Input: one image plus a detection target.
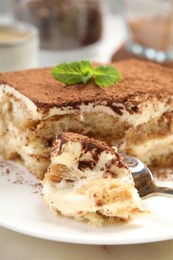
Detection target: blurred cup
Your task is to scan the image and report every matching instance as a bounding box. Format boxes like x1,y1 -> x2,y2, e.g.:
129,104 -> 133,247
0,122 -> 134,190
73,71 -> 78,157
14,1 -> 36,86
13,0 -> 105,66
0,21 -> 39,72
119,0 -> 173,63
13,0 -> 104,51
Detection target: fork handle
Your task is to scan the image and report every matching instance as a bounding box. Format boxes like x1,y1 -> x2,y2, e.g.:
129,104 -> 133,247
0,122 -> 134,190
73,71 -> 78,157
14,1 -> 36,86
153,186 -> 173,197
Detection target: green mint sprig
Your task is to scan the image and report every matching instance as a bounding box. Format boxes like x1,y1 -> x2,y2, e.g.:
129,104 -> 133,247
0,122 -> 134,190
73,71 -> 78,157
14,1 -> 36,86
51,60 -> 121,87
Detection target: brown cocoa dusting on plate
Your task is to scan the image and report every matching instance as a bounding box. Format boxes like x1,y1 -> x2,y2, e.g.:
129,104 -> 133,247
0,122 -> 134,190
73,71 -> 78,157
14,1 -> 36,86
0,156 -> 42,194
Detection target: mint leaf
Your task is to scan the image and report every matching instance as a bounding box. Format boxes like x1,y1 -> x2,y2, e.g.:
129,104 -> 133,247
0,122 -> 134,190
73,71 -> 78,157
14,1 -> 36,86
52,60 -> 122,87
52,62 -> 82,85
80,60 -> 93,84
93,65 -> 121,87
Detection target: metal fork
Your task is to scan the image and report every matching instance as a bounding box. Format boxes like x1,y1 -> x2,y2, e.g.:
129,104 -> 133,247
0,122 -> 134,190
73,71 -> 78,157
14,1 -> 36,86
122,153 -> 173,198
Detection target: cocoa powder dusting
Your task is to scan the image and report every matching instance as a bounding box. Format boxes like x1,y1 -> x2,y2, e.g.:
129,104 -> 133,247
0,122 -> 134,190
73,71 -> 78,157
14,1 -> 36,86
0,156 -> 42,194
1,59 -> 173,112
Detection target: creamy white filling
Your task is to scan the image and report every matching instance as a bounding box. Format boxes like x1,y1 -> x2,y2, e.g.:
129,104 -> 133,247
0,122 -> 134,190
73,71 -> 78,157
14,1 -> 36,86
43,181 -> 98,215
0,84 -> 39,120
127,135 -> 173,164
43,178 -> 141,218
1,84 -> 172,126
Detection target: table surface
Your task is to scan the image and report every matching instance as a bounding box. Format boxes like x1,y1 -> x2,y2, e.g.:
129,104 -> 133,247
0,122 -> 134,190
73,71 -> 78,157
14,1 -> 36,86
1,226 -> 173,260
1,15 -> 173,260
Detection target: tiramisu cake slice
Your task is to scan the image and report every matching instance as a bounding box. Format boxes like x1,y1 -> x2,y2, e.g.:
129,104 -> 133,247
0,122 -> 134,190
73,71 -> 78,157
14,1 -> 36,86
42,132 -> 144,225
0,59 -> 173,179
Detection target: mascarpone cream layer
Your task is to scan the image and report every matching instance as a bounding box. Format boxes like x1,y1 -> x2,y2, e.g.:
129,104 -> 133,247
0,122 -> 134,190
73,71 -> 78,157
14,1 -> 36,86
127,135 -> 173,165
1,84 -> 172,127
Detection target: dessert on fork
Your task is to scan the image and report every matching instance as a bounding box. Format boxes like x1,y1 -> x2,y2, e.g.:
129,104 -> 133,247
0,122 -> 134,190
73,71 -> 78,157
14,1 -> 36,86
42,132 -> 144,226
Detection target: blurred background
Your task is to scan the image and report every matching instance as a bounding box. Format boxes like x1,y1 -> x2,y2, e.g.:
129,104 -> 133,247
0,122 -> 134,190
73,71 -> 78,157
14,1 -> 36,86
0,0 -> 123,71
0,0 -> 173,71
0,0 -> 118,14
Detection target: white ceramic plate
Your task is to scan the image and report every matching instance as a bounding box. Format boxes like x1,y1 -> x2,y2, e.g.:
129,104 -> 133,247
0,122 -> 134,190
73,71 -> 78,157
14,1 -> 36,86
0,156 -> 173,245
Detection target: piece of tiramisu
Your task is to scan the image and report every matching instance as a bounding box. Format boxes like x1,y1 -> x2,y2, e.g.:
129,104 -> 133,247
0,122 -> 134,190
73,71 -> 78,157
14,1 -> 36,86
42,132 -> 144,226
0,59 -> 173,179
